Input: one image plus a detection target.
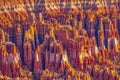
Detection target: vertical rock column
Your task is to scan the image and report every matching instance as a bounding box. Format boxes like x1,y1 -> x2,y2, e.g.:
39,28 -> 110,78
23,42 -> 33,70
86,13 -> 97,38
16,25 -> 23,61
33,46 -> 42,73
103,18 -> 112,48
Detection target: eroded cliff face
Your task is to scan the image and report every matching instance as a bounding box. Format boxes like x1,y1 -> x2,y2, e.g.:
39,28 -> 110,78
0,0 -> 120,80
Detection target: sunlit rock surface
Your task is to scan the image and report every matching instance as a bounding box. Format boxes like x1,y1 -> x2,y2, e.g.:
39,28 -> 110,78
0,0 -> 120,80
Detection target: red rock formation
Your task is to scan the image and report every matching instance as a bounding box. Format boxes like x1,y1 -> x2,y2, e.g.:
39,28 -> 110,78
33,46 -> 42,74
23,42 -> 33,70
45,40 -> 64,71
0,0 -> 120,79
